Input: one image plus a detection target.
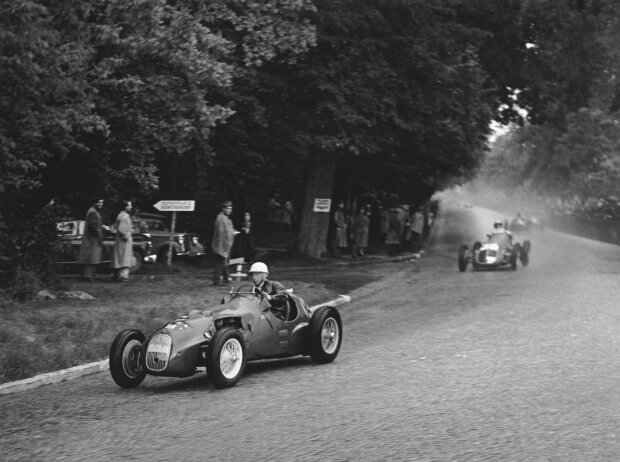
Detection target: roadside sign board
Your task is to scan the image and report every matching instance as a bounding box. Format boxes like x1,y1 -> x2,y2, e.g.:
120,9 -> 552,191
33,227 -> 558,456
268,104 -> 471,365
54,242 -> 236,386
153,200 -> 195,212
313,198 -> 332,213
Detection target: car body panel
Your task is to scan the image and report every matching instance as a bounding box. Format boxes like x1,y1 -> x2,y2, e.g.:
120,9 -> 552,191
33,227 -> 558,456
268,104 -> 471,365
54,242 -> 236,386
143,283 -> 315,378
471,233 -> 514,269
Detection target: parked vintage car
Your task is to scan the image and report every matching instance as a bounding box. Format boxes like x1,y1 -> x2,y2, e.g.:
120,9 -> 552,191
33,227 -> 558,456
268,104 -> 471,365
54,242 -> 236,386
137,214 -> 205,263
54,220 -> 152,273
109,283 -> 343,389
458,232 -> 531,272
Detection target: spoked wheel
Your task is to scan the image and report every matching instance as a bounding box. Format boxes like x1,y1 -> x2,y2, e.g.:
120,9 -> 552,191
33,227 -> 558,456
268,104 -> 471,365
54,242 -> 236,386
510,243 -> 521,270
206,328 -> 246,389
109,329 -> 146,388
310,306 -> 342,364
458,245 -> 469,272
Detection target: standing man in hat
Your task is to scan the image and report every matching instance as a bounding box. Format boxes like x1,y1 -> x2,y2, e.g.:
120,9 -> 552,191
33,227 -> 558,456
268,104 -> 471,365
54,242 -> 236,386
211,201 -> 239,285
78,198 -> 107,281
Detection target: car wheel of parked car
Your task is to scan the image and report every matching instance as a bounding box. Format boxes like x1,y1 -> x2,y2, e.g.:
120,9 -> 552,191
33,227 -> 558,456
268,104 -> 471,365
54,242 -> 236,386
510,243 -> 521,270
309,306 -> 342,364
458,245 -> 469,272
156,246 -> 177,264
130,251 -> 143,273
109,329 -> 146,388
206,328 -> 246,388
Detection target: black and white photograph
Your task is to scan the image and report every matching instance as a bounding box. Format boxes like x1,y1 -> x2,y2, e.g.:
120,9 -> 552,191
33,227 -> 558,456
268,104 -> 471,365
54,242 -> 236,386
2,1 -> 620,460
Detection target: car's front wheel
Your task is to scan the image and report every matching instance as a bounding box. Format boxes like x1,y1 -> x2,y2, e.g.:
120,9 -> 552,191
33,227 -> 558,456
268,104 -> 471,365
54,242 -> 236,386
309,306 -> 342,364
206,328 -> 246,388
458,245 -> 469,272
109,329 -> 146,388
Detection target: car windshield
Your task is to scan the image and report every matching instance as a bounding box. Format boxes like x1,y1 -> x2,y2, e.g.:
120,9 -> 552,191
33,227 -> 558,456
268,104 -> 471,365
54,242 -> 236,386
488,233 -> 510,246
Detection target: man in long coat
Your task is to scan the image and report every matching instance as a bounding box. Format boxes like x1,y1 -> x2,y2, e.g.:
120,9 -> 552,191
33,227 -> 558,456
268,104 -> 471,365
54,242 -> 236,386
331,201 -> 348,256
211,201 -> 238,285
352,206 -> 370,256
78,198 -> 105,281
111,200 -> 134,282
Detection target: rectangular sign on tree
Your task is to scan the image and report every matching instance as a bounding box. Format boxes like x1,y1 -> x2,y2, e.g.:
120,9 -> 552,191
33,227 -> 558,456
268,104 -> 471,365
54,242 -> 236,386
153,200 -> 195,212
313,198 -> 332,213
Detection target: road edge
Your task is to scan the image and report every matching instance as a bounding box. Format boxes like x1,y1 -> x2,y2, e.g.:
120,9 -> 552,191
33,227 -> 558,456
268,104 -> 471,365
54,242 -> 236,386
0,294 -> 352,395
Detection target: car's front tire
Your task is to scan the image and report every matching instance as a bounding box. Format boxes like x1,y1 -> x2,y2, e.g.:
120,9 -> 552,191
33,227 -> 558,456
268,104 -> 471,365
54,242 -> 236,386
109,329 -> 146,388
309,306 -> 342,364
206,328 -> 246,388
458,245 -> 469,272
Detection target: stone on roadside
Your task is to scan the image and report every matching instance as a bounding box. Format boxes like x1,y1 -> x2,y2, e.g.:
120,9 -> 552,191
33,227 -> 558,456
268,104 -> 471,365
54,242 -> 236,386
36,289 -> 57,300
60,291 -> 96,300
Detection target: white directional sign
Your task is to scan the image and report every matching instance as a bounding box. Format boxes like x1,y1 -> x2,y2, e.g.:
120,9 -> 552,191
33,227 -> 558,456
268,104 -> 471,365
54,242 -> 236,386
313,198 -> 332,213
153,200 -> 195,212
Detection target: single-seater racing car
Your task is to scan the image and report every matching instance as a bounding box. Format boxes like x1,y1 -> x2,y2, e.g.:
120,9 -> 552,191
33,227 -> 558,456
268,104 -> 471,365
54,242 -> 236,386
109,283 -> 343,389
458,231 -> 531,272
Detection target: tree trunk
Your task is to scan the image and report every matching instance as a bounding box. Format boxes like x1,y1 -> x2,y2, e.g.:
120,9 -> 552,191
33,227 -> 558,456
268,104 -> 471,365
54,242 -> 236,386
297,151 -> 338,258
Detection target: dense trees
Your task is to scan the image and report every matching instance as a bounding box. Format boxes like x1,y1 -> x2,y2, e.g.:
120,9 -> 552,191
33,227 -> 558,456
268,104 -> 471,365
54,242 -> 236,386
5,0 -> 616,283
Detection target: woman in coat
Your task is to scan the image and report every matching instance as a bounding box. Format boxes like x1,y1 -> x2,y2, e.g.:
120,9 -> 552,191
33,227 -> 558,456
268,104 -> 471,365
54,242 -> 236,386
111,200 -> 134,281
78,199 -> 105,281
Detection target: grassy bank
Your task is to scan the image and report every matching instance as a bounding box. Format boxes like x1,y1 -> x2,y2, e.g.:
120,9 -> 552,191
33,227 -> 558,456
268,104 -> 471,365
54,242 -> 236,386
0,269 -> 337,384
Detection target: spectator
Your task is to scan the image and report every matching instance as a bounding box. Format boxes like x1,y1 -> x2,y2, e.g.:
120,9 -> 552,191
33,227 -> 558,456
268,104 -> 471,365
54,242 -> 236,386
385,207 -> 403,256
268,194 -> 282,225
131,207 -> 149,233
239,212 -> 255,262
331,201 -> 348,256
78,198 -> 107,281
111,200 -> 134,282
281,200 -> 294,230
211,201 -> 239,285
352,206 -> 370,256
379,204 -> 389,241
410,206 -> 425,252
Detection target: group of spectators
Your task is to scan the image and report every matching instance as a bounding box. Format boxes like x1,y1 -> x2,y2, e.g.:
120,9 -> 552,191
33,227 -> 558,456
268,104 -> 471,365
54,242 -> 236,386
79,198 -> 135,282
330,199 -> 435,257
268,194 -> 295,230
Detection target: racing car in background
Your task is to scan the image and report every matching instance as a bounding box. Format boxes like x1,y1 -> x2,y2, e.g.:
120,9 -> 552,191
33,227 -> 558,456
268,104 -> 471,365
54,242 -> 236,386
109,283 -> 342,389
458,232 -> 531,272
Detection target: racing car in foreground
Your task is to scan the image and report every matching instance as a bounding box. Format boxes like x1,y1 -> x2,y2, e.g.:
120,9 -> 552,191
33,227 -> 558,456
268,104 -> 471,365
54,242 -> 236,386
458,233 -> 531,272
109,283 -> 342,389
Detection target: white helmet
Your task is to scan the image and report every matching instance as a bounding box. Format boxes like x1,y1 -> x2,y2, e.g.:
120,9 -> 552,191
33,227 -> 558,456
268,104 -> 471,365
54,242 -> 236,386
249,262 -> 269,273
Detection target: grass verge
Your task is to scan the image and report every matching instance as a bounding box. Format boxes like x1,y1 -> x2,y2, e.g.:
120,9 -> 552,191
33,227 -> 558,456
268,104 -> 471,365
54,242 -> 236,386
0,270 -> 337,384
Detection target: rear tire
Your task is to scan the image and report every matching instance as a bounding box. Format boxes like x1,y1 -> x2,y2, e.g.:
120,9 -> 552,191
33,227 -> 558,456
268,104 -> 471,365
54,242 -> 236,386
206,328 -> 246,388
510,243 -> 521,270
109,329 -> 146,388
458,245 -> 469,272
309,306 -> 342,364
520,240 -> 530,266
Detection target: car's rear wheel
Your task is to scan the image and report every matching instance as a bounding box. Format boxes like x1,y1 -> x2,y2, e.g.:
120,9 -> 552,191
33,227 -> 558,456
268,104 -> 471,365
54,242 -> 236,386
206,328 -> 246,388
458,245 -> 469,272
109,329 -> 146,388
520,240 -> 530,266
309,306 -> 342,364
510,243 -> 521,270
130,251 -> 143,273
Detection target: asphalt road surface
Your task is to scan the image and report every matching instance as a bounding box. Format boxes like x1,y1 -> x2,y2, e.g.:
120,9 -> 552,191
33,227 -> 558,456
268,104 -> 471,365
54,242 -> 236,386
2,202 -> 620,461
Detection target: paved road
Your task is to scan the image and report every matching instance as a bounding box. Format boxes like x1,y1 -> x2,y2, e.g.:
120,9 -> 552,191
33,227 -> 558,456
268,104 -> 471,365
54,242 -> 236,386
2,202 -> 620,461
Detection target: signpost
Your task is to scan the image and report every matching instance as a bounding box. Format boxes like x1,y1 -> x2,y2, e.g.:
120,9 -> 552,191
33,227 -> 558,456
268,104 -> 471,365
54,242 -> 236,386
153,200 -> 196,266
313,198 -> 332,213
